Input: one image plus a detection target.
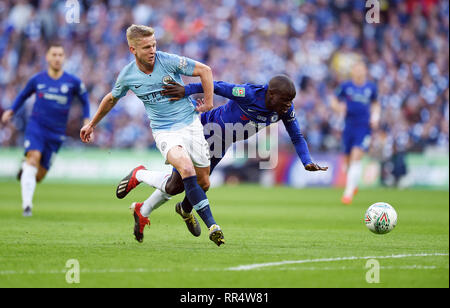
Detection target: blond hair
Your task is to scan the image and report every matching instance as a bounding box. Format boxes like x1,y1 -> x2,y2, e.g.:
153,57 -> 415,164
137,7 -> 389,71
126,24 -> 155,47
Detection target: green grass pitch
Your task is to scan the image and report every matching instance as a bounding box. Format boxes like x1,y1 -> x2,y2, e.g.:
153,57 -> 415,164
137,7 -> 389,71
0,181 -> 448,288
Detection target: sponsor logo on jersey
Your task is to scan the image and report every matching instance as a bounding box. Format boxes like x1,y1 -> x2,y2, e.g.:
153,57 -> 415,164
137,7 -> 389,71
240,114 -> 249,121
43,93 -> 68,105
178,57 -> 188,70
232,87 -> 245,97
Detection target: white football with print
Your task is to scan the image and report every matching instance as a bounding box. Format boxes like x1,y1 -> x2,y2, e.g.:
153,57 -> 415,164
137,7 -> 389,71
364,202 -> 398,234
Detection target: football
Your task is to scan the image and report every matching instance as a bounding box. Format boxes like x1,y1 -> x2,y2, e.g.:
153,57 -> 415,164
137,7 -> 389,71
364,202 -> 398,234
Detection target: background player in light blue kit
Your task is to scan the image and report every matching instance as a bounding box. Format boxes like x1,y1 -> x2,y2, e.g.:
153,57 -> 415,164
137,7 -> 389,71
119,75 -> 328,236
80,25 -> 224,246
331,61 -> 381,205
1,43 -> 90,217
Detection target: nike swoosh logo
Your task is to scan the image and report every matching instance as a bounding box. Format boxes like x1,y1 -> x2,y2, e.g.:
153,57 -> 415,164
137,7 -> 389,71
135,85 -> 142,88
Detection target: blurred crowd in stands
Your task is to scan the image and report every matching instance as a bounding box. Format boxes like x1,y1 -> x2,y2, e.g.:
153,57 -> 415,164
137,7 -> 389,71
1,0 -> 448,168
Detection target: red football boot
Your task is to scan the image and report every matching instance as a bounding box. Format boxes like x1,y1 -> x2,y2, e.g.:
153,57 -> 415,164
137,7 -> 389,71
116,165 -> 146,199
130,202 -> 150,243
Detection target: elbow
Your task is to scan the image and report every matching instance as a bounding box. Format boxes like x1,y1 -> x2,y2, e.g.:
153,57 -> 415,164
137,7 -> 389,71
199,65 -> 212,77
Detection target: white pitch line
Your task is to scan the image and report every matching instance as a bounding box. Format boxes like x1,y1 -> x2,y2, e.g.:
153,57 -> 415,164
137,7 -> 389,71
227,253 -> 449,271
0,253 -> 447,276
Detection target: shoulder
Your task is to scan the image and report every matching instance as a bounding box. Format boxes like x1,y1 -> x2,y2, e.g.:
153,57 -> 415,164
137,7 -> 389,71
157,50 -> 193,69
156,50 -> 179,63
63,72 -> 82,84
29,71 -> 47,84
237,83 -> 263,98
367,81 -> 377,90
117,61 -> 137,81
281,104 -> 297,122
340,81 -> 351,88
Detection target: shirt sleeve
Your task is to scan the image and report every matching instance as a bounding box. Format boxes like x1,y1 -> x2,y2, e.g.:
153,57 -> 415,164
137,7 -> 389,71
335,82 -> 346,101
111,69 -> 129,99
11,76 -> 36,113
370,83 -> 378,102
75,80 -> 90,119
163,52 -> 196,76
184,81 -> 252,103
281,106 -> 313,166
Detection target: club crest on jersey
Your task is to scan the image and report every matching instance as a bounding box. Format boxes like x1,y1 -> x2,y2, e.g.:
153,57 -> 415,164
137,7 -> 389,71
162,75 -> 174,85
60,84 -> 69,94
271,114 -> 279,123
232,87 -> 245,97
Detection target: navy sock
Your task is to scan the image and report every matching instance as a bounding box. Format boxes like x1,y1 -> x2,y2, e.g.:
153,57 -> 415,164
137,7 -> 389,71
181,196 -> 193,213
182,176 -> 216,228
196,206 -> 216,228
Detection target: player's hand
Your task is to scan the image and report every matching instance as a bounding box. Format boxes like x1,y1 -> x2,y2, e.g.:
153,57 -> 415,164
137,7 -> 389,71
161,81 -> 185,101
370,118 -> 379,131
1,110 -> 14,124
80,123 -> 95,143
195,98 -> 213,113
305,163 -> 328,172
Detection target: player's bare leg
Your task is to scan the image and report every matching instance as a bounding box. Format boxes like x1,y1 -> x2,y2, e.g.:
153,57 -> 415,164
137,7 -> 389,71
342,147 -> 364,205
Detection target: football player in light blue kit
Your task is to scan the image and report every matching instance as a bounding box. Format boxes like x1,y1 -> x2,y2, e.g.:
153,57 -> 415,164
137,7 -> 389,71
1,43 -> 90,217
331,61 -> 381,205
80,25 -> 224,246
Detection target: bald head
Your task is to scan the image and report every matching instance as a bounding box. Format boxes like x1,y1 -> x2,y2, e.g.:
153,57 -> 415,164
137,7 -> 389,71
268,75 -> 296,100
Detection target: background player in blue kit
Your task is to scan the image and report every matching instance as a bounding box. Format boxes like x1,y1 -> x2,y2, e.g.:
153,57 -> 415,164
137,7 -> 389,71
331,62 -> 381,205
1,43 -> 90,217
118,75 -> 328,237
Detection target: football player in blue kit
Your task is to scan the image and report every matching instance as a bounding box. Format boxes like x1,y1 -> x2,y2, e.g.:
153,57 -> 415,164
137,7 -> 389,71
117,74 -> 328,238
1,43 -> 90,216
331,61 -> 381,205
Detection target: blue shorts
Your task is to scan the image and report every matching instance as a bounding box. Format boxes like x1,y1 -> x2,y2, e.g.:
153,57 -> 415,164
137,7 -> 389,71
342,126 -> 371,155
201,111 -> 229,173
24,120 -> 65,170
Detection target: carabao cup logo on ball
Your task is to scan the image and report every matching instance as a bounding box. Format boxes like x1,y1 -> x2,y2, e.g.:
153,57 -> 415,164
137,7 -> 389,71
364,202 -> 398,234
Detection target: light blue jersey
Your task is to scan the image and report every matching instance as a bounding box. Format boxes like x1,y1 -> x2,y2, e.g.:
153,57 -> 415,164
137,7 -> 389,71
112,51 -> 197,132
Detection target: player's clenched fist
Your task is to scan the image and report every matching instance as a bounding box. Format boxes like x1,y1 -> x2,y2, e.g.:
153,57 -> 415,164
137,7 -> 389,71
80,124 -> 94,143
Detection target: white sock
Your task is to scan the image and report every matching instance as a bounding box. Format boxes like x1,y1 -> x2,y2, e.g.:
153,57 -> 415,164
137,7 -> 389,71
21,162 -> 38,210
136,170 -> 171,193
343,160 -> 362,198
140,190 -> 171,217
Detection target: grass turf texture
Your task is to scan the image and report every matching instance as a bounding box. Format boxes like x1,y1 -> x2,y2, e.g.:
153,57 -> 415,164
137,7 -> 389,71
0,182 -> 448,288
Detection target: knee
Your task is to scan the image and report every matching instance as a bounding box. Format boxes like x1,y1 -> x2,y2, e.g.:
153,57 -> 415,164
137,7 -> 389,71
177,165 -> 196,178
198,178 -> 210,192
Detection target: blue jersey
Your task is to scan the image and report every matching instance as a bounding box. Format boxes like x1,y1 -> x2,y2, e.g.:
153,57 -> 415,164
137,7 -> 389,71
11,71 -> 90,135
112,51 -> 198,132
335,80 -> 378,128
185,81 -> 313,166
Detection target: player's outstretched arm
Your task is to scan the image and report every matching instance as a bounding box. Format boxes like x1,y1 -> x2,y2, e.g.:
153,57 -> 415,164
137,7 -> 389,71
80,92 -> 118,143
